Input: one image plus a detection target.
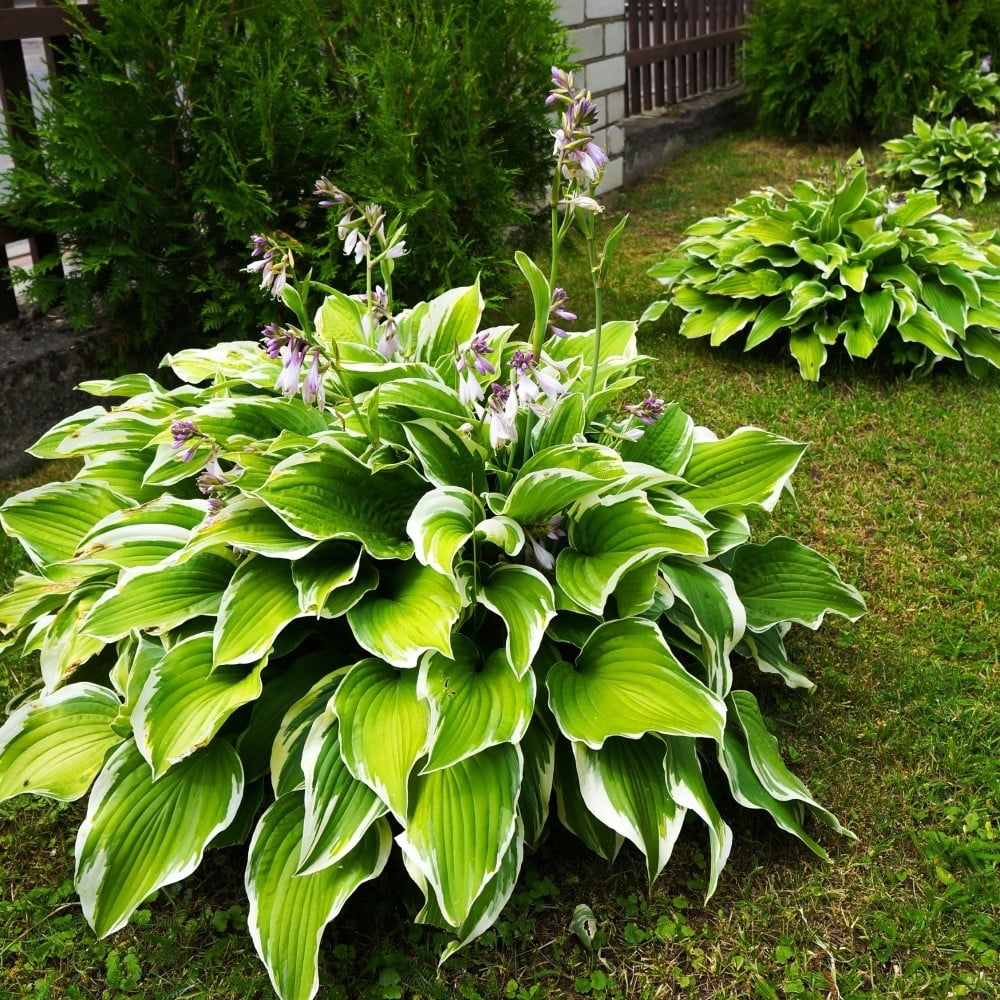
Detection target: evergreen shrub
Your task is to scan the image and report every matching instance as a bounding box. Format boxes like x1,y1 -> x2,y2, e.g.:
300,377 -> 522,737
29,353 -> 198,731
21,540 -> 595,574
740,0 -> 994,139
0,0 -> 566,359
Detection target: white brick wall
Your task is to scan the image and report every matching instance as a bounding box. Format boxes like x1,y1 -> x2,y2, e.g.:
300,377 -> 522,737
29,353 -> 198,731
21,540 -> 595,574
557,0 -> 627,193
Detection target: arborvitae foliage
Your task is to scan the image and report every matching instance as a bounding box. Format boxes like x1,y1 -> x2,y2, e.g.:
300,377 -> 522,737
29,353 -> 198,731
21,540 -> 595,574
740,0 -> 997,140
0,0 -> 566,361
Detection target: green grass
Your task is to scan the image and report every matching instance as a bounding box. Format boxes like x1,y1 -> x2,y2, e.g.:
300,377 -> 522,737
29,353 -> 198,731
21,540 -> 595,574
2,130 -> 999,1000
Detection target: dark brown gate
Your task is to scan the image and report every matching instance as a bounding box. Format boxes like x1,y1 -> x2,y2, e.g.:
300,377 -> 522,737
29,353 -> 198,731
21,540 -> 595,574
626,0 -> 750,115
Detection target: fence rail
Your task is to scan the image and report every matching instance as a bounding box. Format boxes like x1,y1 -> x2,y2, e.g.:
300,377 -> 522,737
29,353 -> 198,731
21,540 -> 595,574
0,0 -> 98,321
625,0 -> 749,115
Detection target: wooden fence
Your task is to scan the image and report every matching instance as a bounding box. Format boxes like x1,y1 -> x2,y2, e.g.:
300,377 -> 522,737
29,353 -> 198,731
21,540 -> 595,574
625,0 -> 750,115
0,0 -> 98,321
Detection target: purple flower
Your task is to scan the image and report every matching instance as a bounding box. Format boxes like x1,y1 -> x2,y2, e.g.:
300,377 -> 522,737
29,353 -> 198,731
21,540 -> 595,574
170,420 -> 203,462
981,54 -> 992,74
624,392 -> 666,426
261,323 -> 288,359
301,350 -> 325,408
485,382 -> 518,448
314,176 -> 348,207
275,338 -> 307,397
245,234 -> 294,299
376,320 -> 400,360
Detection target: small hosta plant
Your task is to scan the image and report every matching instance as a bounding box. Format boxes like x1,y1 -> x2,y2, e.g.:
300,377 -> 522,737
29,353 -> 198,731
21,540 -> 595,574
927,51 -> 1000,122
881,115 -> 1000,207
0,72 -> 865,1000
645,152 -> 1000,380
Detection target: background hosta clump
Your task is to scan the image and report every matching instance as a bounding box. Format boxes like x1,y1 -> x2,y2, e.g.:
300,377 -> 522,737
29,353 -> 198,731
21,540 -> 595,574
0,73 -> 865,1000
927,51 -> 1000,122
644,153 -> 1000,379
881,115 -> 1000,207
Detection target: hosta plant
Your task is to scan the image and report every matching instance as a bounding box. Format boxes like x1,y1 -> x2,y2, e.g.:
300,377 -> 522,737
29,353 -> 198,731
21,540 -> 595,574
881,115 -> 1000,207
927,51 -> 1000,122
644,153 -> 1000,379
0,71 -> 866,1000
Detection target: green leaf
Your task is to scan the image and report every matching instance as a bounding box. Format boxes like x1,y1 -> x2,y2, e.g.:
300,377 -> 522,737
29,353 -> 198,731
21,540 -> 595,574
556,492 -> 708,614
290,544 -> 369,617
728,690 -> 852,837
37,586 -> 110,691
82,553 -> 234,642
677,429 -> 807,513
788,330 -> 828,381
619,401 -> 694,475
0,573 -> 79,632
897,304 -> 961,359
474,515 -> 526,556
731,536 -> 866,631
314,287 -> 367,349
739,625 -> 815,690
213,556 -> 303,666
182,496 -> 321,561
0,683 -> 122,802
743,299 -> 789,350
546,619 -> 726,748
660,560 -> 746,697
77,498 -> 206,567
408,281 -> 484,366
553,737 -> 622,861
516,250 -> 552,349
407,487 -> 481,578
403,419 -> 488,493
346,561 -> 463,669
255,442 -> 426,559
398,744 -> 521,928
334,658 -> 429,818
418,639 -> 535,772
519,715 -> 555,848
247,793 -> 390,1000
76,740 -> 243,937
0,481 -> 126,568
132,633 -> 265,778
533,391 -> 587,453
298,711 -> 387,875
477,564 -> 555,676
573,735 -> 685,882
961,326 -> 1000,368
665,736 -> 732,898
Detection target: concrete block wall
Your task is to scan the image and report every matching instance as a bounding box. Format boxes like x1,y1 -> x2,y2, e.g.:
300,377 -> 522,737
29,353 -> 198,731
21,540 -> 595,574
554,0 -> 627,194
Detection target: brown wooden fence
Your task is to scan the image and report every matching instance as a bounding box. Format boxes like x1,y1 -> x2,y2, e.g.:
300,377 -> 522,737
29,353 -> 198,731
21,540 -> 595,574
626,0 -> 750,115
0,0 -> 99,321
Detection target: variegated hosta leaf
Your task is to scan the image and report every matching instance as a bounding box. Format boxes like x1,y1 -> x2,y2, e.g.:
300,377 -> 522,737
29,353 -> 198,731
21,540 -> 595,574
730,536 -> 866,631
254,443 -> 426,559
76,739 -> 243,937
0,572 -> 79,632
546,618 -> 726,748
407,281 -> 484,366
132,633 -> 266,778
81,553 -> 235,641
214,556 -> 303,666
298,709 -> 387,875
247,792 -> 391,1000
553,736 -> 623,862
659,560 -> 747,697
418,639 -> 535,772
27,405 -> 106,459
269,669 -> 346,796
717,729 -> 829,860
181,495 -> 322,561
473,515 -> 525,556
0,481 -> 126,568
519,714 -> 556,849
76,497 -> 206,567
346,561 -> 463,669
573,735 -> 685,883
556,492 -> 709,614
477,564 -> 555,676
728,690 -> 852,838
664,736 -> 733,899
403,817 -> 525,963
334,658 -> 430,819
402,419 -> 488,493
406,486 -> 482,577
620,401 -> 695,475
398,743 -> 522,929
676,429 -> 807,513
291,544 -> 370,617
0,683 -> 122,801
38,586 -> 109,692
738,625 -> 815,690
499,443 -> 628,524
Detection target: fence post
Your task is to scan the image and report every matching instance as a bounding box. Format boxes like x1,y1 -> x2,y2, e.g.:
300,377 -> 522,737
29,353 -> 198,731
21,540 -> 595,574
555,0 -> 627,194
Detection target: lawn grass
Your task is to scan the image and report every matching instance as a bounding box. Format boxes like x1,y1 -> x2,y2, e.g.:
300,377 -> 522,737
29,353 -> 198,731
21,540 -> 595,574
2,130 -> 998,1000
